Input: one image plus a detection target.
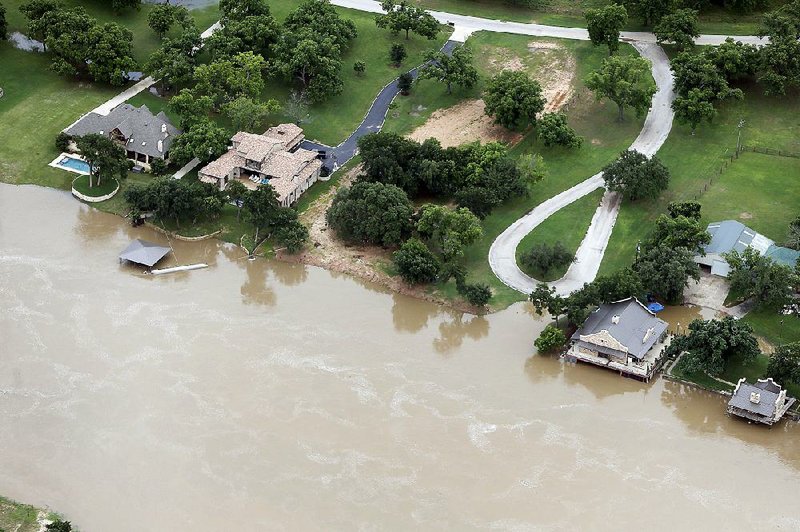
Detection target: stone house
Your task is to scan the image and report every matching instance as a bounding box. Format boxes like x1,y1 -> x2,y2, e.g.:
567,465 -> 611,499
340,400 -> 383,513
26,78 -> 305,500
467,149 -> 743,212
727,378 -> 796,425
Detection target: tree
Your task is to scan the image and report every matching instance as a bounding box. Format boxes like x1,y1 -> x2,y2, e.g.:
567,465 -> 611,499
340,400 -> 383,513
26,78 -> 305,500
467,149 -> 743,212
148,4 -> 180,38
786,216 -> 800,250
390,42 -> 407,66
705,38 -> 759,82
621,0 -> 675,26
220,0 -> 271,23
459,282 -> 492,306
644,213 -> 710,252
654,8 -> 699,51
45,520 -> 73,532
529,282 -> 567,325
757,19 -> 800,96
535,325 -> 567,353
20,0 -> 60,47
585,55 -> 656,121
270,207 -> 308,253
725,247 -> 797,309
194,51 -> 267,108
667,201 -> 701,220
418,45 -> 478,95
225,179 -> 249,221
634,245 -> 699,303
0,2 -> 7,40
85,23 -> 138,86
669,317 -> 760,376
145,30 -> 202,91
356,132 -> 423,195
149,157 -> 169,177
398,71 -> 413,94
242,184 -> 281,243
168,89 -> 214,130
483,70 -> 546,130
205,13 -> 279,60
353,60 -> 366,76
416,204 -> 482,262
393,238 -> 441,284
169,119 -> 230,166
111,0 -> 140,13
602,150 -> 670,201
326,181 -> 414,246
537,112 -> 583,148
520,241 -> 574,276
767,343 -> 800,384
55,132 -> 72,152
283,0 -> 357,50
75,134 -> 131,188
673,88 -> 717,134
375,0 -> 440,40
222,96 -> 280,132
284,90 -> 309,124
585,3 -> 628,55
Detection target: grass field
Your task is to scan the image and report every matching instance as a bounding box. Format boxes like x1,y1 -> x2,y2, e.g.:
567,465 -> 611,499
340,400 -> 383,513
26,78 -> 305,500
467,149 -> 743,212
410,0 -> 778,34
0,496 -> 59,532
515,189 -> 604,282
601,82 -> 800,276
385,33 -> 647,309
72,174 -> 119,196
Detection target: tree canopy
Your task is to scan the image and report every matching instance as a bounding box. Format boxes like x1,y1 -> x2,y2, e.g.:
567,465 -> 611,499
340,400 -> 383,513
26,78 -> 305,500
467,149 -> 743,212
326,181 -> 414,247
193,51 -> 267,109
483,70 -> 546,130
393,238 -> 441,284
535,325 -> 567,353
418,45 -> 478,94
602,149 -> 670,201
669,317 -> 760,376
169,119 -> 230,165
537,112 -> 583,148
375,0 -> 440,40
644,213 -> 710,252
585,55 -> 656,121
654,8 -> 699,50
767,342 -> 800,385
585,3 -> 628,55
0,3 -> 7,40
634,245 -> 699,303
621,0 -> 675,26
75,134 -> 131,188
725,247 -> 798,309
124,177 -> 225,228
222,96 -> 280,132
416,204 -> 482,263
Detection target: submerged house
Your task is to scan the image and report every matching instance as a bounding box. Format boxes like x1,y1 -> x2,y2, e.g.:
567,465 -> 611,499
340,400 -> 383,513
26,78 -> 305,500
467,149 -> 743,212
727,378 -> 796,425
65,103 -> 180,168
198,124 -> 322,207
565,297 -> 669,381
695,220 -> 799,277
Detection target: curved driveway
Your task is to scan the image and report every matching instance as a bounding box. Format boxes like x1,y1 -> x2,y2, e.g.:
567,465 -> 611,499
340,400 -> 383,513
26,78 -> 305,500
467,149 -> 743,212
330,0 -> 759,295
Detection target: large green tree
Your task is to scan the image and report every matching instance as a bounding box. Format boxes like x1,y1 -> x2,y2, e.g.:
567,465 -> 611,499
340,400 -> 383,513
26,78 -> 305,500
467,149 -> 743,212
767,342 -> 800,385
169,119 -> 230,165
725,248 -> 798,309
705,38 -> 759,82
535,325 -> 567,353
0,3 -> 7,40
375,0 -> 440,40
145,29 -> 202,91
634,245 -> 699,304
621,0 -> 675,26
193,51 -> 267,108
326,181 -> 414,246
168,88 -> 214,130
393,238 -> 441,284
673,87 -> 717,134
585,55 -> 656,121
147,3 -> 192,38
483,70 -> 546,130
670,317 -> 760,376
416,204 -> 482,262
602,150 -> 670,201
585,3 -> 628,55
20,0 -> 60,47
222,96 -> 280,132
418,45 -> 479,94
75,134 -> 131,188
654,8 -> 699,51
644,213 -> 710,252
537,112 -> 583,148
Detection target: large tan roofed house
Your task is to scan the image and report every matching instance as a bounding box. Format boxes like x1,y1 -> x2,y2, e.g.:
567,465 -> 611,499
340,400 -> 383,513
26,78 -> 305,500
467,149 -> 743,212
198,124 -> 322,207
565,297 -> 670,381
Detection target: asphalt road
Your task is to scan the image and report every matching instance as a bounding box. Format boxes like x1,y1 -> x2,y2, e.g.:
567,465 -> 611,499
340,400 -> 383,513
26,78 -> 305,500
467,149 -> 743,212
322,0 -> 760,295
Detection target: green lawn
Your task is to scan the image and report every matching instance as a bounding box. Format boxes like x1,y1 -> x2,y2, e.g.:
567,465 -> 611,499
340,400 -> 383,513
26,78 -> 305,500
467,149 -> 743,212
515,189 -> 604,282
410,0 -> 775,34
744,308 -> 800,346
0,496 -> 60,532
386,33 -> 646,309
72,174 -> 119,197
601,82 -> 800,275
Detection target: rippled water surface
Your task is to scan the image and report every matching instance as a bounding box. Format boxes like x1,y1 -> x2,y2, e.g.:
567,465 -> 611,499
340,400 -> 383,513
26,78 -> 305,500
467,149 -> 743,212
1,184 -> 799,531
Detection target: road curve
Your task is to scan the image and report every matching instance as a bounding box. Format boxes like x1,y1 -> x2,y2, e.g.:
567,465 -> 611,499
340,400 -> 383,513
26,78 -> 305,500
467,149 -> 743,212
330,0 -> 758,296
489,43 -> 675,296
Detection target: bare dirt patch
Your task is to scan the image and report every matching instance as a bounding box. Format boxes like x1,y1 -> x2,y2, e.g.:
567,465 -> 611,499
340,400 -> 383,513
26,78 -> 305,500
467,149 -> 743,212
276,165 -> 481,314
407,99 -> 523,147
527,41 -> 576,113
739,212 -> 753,219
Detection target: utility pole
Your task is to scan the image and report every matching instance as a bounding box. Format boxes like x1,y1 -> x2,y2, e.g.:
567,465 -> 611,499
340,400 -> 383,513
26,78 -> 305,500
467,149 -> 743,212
736,119 -> 745,157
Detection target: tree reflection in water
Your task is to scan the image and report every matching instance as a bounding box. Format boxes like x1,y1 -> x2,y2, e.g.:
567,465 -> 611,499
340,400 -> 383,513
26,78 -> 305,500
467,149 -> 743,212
433,312 -> 490,355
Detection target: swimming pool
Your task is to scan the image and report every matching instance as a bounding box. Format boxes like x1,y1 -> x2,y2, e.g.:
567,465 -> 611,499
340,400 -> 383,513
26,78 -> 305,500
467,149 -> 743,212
50,154 -> 91,175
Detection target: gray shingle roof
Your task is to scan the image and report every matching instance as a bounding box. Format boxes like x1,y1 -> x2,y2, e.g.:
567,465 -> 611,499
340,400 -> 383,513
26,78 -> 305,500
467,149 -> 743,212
66,104 -> 181,159
704,220 -> 773,256
728,379 -> 782,418
570,298 -> 668,360
119,239 -> 171,267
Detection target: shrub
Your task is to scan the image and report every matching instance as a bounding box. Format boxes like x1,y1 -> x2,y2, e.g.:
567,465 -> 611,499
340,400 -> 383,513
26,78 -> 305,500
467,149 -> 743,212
326,181 -> 414,246
393,238 -> 441,284
149,157 -> 169,176
353,60 -> 366,76
459,282 -> 492,307
55,132 -> 72,152
534,325 -> 566,353
390,43 -> 407,66
520,241 -> 574,275
537,112 -> 583,148
398,72 -> 413,94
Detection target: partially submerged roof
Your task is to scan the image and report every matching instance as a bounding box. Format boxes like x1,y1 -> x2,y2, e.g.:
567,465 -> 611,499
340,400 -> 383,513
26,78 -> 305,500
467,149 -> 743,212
571,297 -> 668,360
66,104 -> 181,159
119,239 -> 171,267
728,378 -> 784,418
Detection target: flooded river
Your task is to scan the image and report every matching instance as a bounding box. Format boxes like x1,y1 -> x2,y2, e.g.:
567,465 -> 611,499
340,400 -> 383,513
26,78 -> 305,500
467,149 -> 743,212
2,184 -> 800,531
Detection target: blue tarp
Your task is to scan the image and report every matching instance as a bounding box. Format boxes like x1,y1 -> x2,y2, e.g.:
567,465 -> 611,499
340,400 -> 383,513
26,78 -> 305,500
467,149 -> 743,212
647,302 -> 665,313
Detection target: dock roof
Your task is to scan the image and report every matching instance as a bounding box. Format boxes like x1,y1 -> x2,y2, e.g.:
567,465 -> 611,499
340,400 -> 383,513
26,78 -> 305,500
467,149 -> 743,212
119,239 -> 171,267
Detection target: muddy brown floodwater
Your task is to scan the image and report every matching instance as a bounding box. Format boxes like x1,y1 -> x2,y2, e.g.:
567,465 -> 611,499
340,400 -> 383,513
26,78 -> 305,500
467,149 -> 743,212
2,184 -> 800,531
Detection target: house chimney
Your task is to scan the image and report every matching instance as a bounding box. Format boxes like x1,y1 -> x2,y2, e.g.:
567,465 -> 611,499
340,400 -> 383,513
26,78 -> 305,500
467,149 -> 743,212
750,392 -> 761,404
157,140 -> 163,153
161,123 -> 167,133
611,315 -> 620,324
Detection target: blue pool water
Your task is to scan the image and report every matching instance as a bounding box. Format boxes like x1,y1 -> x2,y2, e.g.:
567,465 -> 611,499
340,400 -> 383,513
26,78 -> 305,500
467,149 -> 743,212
58,156 -> 91,174
260,178 -> 270,185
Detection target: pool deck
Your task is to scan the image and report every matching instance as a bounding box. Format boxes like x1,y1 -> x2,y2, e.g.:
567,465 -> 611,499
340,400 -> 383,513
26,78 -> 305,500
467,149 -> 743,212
49,153 -> 91,176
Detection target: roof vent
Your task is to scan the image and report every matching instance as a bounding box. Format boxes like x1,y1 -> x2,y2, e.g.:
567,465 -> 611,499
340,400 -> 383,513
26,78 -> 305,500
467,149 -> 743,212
161,124 -> 167,133
611,315 -> 620,324
157,140 -> 163,153
750,392 -> 761,404
142,141 -> 147,146
642,327 -> 654,343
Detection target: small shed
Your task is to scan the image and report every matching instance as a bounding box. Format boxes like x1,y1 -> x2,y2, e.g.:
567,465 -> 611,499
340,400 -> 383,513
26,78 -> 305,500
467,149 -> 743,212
119,239 -> 171,268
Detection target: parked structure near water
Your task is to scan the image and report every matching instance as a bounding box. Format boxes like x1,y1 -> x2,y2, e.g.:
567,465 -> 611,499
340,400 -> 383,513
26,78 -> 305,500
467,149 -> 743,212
198,124 -> 322,207
65,104 -> 180,169
695,220 -> 799,277
565,298 -> 669,381
119,239 -> 171,268
727,378 -> 796,425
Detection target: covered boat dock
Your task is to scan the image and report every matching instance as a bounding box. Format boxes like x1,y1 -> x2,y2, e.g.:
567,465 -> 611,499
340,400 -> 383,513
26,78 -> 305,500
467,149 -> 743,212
119,239 -> 171,268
